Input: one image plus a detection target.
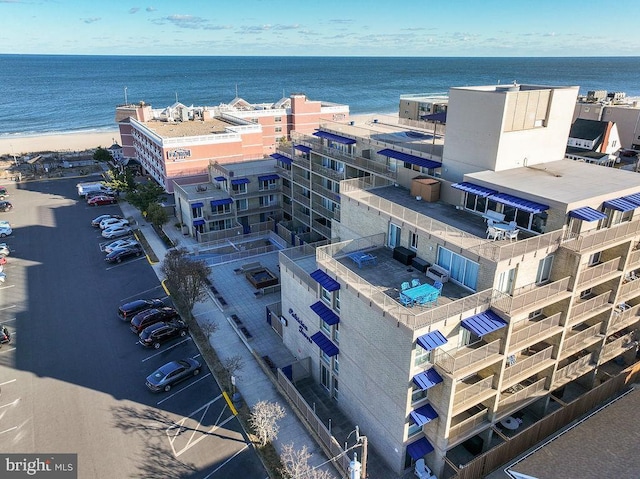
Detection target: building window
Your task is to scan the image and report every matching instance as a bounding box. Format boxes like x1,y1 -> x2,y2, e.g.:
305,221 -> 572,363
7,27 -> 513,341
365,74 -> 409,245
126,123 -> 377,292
437,246 -> 479,291
191,205 -> 203,218
275,127 -> 282,133
528,309 -> 542,319
260,179 -> 278,190
414,345 -> 432,368
333,356 -> 339,374
411,384 -> 428,404
321,320 -> 330,335
232,183 -> 247,195
332,376 -> 338,400
588,251 -> 601,266
497,268 -> 516,294
320,350 -> 330,365
334,290 -> 340,312
536,255 -> 554,284
407,421 -> 421,438
259,194 -> 277,207
236,199 -> 248,211
212,204 -> 231,215
275,116 -> 282,122
321,287 -> 331,304
333,322 -> 339,344
410,231 -> 419,250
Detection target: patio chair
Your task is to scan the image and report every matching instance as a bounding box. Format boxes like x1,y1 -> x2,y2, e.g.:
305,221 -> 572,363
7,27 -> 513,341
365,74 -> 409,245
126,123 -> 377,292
401,281 -> 411,291
433,281 -> 443,292
505,228 -> 519,242
487,226 -> 504,241
411,278 -> 421,287
399,294 -> 413,307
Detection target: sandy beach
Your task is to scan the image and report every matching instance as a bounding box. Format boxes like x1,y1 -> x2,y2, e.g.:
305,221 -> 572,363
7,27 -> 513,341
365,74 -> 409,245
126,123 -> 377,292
0,130 -> 120,157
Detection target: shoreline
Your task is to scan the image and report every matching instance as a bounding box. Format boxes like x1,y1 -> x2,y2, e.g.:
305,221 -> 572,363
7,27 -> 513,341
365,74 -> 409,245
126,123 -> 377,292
0,129 -> 120,157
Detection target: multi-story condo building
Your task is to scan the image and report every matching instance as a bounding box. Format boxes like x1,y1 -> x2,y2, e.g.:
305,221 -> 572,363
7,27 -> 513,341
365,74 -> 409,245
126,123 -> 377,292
399,93 -> 449,122
115,94 -> 349,192
274,83 -> 640,477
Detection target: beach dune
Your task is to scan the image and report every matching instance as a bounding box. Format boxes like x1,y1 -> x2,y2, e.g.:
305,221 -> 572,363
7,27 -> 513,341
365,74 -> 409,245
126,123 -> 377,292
0,130 -> 120,157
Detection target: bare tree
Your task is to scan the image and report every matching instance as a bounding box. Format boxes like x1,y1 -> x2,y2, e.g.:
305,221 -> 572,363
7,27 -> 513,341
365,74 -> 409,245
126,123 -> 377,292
161,247 -> 211,313
249,400 -> 286,447
222,354 -> 244,391
280,443 -> 335,479
199,320 -> 219,341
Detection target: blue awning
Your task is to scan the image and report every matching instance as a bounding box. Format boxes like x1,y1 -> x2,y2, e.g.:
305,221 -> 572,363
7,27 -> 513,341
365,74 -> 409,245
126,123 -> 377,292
413,368 -> 443,391
461,310 -> 507,336
417,330 -> 448,351
406,437 -> 434,459
270,153 -> 291,164
623,193 -> 640,206
231,178 -> 250,185
603,197 -> 637,212
410,403 -> 439,427
568,207 -> 607,222
313,130 -> 356,145
191,202 -> 204,208
310,269 -> 341,291
311,331 -> 339,356
310,301 -> 340,325
211,198 -> 233,207
214,176 -> 226,182
421,112 -> 447,123
258,174 -> 280,182
451,182 -> 497,198
193,219 -> 205,226
377,148 -> 441,170
294,144 -> 312,153
488,192 -> 549,214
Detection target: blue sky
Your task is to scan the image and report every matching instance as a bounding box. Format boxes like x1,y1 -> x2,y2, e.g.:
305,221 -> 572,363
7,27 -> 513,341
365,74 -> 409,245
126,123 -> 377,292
1,0 -> 639,56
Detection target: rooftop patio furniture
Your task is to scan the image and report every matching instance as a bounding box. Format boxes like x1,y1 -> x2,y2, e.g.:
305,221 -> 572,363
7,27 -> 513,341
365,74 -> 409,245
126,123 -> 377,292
411,278 -> 421,287
347,251 -> 378,268
426,265 -> 449,283
401,281 -> 411,291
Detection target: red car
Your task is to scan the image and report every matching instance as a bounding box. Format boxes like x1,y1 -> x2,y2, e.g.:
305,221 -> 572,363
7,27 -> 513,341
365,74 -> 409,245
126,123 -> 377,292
87,195 -> 117,206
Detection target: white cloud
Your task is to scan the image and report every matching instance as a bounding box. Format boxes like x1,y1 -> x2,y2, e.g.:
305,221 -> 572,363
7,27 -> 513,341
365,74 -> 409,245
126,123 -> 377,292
82,17 -> 101,24
129,7 -> 140,14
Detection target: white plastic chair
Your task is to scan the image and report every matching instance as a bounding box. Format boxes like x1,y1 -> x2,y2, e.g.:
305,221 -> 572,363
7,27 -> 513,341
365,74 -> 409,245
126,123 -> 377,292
505,228 -> 519,242
487,226 -> 504,241
414,458 -> 435,479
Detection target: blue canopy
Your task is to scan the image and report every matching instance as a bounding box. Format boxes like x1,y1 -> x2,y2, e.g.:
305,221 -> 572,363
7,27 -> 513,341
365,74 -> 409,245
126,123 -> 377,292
416,330 -> 448,350
377,148 -> 441,169
310,269 -> 341,291
270,153 -> 291,164
461,310 -> 507,336
191,202 -> 204,208
313,130 -> 356,145
311,331 -> 339,356
231,178 -> 250,185
294,144 -> 312,153
310,301 -> 340,325
214,176 -> 226,182
410,403 -> 439,427
488,192 -> 549,214
211,198 -> 233,207
413,368 -> 443,391
193,219 -> 205,226
603,197 -> 637,212
258,174 -> 280,182
568,207 -> 607,222
406,437 -> 434,459
451,182 -> 497,198
623,193 -> 640,206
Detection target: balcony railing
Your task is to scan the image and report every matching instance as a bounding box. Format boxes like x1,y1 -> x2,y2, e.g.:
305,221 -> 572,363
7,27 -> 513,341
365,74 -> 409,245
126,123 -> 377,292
502,346 -> 554,387
311,162 -> 344,181
561,218 -> 640,253
618,277 -> 640,300
435,340 -> 501,375
599,332 -> 636,363
567,291 -> 612,327
291,172 -> 310,187
575,257 -> 622,288
553,353 -> 596,388
560,323 -> 603,358
293,191 -> 311,206
312,221 -> 331,239
626,248 -> 640,269
492,277 -> 571,315
311,183 -> 341,203
608,303 -> 640,333
452,376 -> 495,415
497,378 -> 546,411
508,313 -> 562,353
448,408 -> 489,444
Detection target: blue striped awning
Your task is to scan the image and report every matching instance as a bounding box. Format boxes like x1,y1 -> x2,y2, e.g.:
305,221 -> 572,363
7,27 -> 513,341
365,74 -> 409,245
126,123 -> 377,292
310,301 -> 340,325
623,193 -> 640,206
193,219 -> 205,226
310,269 -> 341,291
211,198 -> 233,207
417,330 -> 448,350
313,130 -> 356,145
488,193 -> 549,214
311,331 -> 339,356
258,174 -> 280,182
270,153 -> 291,164
410,403 -> 439,427
568,207 -> 607,222
413,368 -> 443,391
406,437 -> 434,459
231,178 -> 250,185
461,310 -> 507,336
214,176 -> 226,182
294,144 -> 312,153
451,182 -> 497,198
191,202 -> 204,208
377,148 -> 441,170
604,197 -> 638,212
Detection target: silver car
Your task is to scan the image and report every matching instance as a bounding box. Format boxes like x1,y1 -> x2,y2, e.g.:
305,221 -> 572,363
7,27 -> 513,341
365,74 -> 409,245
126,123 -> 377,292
104,238 -> 138,254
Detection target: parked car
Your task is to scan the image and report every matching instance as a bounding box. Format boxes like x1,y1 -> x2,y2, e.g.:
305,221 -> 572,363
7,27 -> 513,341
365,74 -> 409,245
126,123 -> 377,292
118,298 -> 165,322
0,257 -> 6,266
104,238 -> 138,254
87,195 -> 117,206
145,358 -> 201,392
102,226 -> 132,239
0,272 -> 5,283
139,319 -> 189,349
100,218 -> 129,230
0,244 -> 10,256
0,187 -> 8,200
130,307 -> 180,334
0,201 -> 12,212
0,226 -> 12,238
92,214 -> 122,227
105,244 -> 143,263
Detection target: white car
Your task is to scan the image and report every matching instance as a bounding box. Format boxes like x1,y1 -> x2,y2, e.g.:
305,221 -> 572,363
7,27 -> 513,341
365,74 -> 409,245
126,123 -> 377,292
0,272 -> 5,283
102,226 -> 132,239
104,238 -> 138,254
100,218 -> 129,230
0,243 -> 9,256
0,226 -> 12,238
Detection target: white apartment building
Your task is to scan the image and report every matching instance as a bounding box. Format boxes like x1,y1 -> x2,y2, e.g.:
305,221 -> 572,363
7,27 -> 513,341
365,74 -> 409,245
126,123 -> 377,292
276,84 -> 640,477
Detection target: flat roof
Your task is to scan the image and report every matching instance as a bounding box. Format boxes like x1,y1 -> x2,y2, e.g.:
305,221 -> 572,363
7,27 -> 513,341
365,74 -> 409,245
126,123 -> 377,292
142,117 -> 240,138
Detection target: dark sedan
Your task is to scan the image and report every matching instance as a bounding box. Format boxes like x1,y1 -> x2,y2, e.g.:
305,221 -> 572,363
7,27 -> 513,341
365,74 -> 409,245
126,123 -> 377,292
130,307 -> 180,334
146,358 -> 201,392
117,298 -> 165,322
139,319 -> 189,349
0,201 -> 12,212
105,244 -> 143,263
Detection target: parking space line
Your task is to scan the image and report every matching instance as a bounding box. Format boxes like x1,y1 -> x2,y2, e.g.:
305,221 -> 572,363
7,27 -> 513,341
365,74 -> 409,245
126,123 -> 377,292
0,285 -> 15,290
0,305 -> 16,311
120,286 -> 166,303
156,373 -> 212,406
0,379 -> 16,387
105,256 -> 146,271
0,426 -> 18,435
0,398 -> 20,409
0,346 -> 16,354
2,317 -> 16,323
201,444 -> 249,479
140,337 -> 193,362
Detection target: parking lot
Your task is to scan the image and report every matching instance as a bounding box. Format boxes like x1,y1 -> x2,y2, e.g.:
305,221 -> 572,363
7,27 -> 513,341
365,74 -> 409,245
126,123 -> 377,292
0,177 -> 265,478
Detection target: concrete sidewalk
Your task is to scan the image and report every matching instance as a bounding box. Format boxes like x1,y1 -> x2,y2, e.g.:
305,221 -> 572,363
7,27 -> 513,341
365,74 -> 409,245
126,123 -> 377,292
119,201 -> 341,478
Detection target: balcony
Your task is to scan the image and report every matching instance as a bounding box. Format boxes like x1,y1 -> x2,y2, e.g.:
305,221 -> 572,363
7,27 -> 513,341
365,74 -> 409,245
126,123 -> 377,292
312,202 -> 337,221
575,257 -> 622,288
608,303 -> 640,333
311,183 -> 341,203
552,352 -> 596,388
452,376 -> 495,416
561,218 -> 640,253
508,313 -> 562,353
311,162 -> 344,182
560,323 -> 603,359
448,408 -> 489,445
599,331 -> 637,364
282,184 -> 292,197
436,339 -> 502,376
497,378 -> 546,414
492,277 -> 572,315
567,291 -> 612,327
626,247 -> 640,269
502,346 -> 554,389
312,220 -> 331,239
618,276 -> 640,301
291,172 -> 310,188
292,190 -> 311,207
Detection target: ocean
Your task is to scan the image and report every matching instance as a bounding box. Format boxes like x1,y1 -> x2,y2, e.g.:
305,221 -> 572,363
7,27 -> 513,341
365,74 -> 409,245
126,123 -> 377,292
1,55 -> 639,137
